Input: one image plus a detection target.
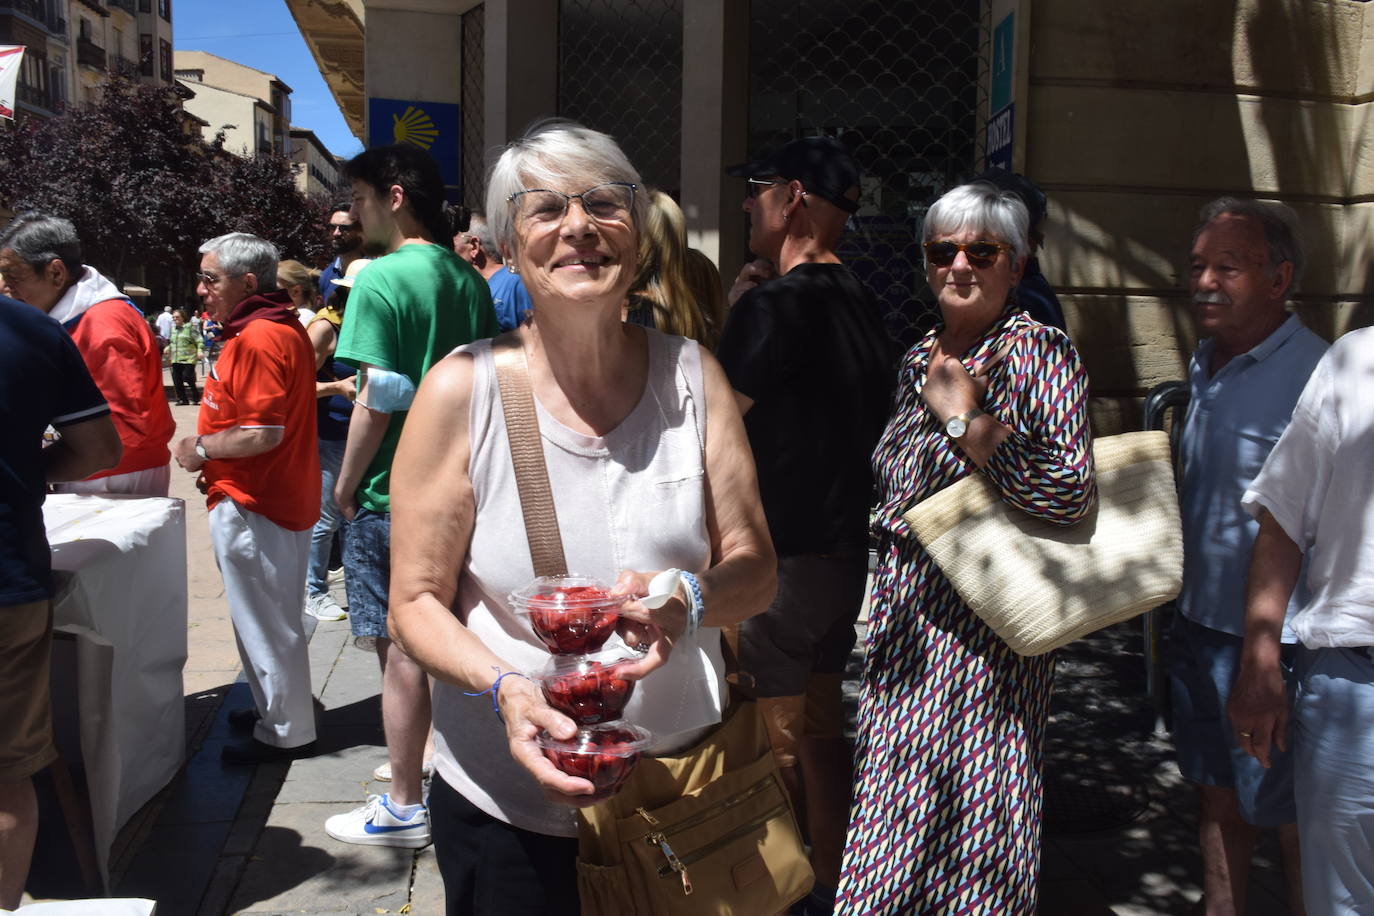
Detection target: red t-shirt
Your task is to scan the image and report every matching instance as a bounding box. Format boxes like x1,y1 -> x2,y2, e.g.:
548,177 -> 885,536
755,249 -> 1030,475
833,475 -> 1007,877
199,317 -> 320,531
67,298 -> 175,479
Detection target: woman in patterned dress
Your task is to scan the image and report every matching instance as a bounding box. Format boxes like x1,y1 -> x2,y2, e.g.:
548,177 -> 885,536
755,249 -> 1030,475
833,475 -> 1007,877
837,182 -> 1095,914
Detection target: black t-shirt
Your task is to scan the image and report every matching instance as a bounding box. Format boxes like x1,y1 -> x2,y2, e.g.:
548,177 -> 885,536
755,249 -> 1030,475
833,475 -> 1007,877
716,262 -> 897,556
0,296 -> 110,607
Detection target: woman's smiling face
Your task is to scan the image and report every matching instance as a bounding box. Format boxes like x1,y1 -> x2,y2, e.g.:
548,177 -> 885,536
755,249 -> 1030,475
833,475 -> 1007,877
510,179 -> 639,310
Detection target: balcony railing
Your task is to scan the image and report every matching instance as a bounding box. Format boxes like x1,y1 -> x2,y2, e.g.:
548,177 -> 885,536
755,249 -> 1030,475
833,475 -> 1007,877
76,36 -> 105,70
110,54 -> 139,77
17,80 -> 52,112
108,0 -> 136,13
1,0 -> 65,33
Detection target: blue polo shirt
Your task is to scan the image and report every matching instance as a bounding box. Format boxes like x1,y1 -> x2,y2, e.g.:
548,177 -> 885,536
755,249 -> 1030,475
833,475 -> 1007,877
319,257 -> 345,302
1178,314 -> 1328,638
0,296 -> 111,607
488,266 -> 533,332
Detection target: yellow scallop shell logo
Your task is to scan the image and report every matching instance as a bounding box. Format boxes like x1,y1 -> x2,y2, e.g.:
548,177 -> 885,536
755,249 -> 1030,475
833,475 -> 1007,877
392,106 -> 439,150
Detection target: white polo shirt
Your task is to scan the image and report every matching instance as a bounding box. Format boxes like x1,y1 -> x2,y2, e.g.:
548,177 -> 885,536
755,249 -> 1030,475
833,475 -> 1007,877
1242,326 -> 1374,647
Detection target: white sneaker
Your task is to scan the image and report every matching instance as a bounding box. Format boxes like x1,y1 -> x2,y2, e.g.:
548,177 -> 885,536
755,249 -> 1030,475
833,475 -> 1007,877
324,793 -> 431,848
305,593 -> 346,621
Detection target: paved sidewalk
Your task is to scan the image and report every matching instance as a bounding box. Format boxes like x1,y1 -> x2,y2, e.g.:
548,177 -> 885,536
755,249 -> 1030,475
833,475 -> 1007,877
72,389 -> 1296,915
103,614 -> 1295,915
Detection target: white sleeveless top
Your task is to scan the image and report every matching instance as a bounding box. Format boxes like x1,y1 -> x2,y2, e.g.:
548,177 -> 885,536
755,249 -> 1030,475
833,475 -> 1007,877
431,328 -> 725,837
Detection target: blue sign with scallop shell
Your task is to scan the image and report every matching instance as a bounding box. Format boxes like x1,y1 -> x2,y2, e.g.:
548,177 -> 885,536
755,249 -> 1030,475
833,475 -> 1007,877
367,97 -> 461,193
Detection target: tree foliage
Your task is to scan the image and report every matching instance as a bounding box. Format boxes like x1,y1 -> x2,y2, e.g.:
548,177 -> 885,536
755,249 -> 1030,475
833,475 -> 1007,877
0,76 -> 326,286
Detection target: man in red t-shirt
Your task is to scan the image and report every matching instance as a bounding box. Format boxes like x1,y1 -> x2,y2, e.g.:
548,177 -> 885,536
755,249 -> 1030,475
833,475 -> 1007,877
0,213 -> 174,496
172,232 -> 321,764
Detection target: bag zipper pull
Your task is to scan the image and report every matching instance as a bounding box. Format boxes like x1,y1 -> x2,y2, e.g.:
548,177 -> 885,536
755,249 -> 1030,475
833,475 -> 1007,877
636,806 -> 660,827
646,831 -> 693,895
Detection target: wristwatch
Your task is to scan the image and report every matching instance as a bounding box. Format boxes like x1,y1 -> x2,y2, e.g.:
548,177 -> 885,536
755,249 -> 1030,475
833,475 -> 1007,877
944,407 -> 985,439
194,435 -> 210,461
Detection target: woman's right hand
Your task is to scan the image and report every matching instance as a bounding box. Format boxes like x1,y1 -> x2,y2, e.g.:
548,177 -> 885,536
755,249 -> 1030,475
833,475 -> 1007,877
497,673 -> 601,807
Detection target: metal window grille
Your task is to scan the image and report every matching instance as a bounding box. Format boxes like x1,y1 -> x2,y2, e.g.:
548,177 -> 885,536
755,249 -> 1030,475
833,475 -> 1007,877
748,0 -> 989,349
461,4 -> 486,211
558,0 -> 682,196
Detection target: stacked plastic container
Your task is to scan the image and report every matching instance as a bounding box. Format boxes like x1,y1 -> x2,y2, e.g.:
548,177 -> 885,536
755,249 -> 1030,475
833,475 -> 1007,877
509,575 -> 652,801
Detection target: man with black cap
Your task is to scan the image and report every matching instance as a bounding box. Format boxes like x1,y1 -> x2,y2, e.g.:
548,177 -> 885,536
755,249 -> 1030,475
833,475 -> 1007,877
973,167 -> 1068,332
716,135 -> 896,915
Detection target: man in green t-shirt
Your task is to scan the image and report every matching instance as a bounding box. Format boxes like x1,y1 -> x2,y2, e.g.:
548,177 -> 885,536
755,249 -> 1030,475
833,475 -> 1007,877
325,144 -> 497,849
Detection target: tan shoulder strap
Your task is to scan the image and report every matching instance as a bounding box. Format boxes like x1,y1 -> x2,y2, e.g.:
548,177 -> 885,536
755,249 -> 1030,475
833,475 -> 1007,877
492,339 -> 569,578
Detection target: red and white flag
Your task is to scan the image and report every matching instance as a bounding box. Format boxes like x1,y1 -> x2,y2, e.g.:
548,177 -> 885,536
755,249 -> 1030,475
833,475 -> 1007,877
0,45 -> 25,120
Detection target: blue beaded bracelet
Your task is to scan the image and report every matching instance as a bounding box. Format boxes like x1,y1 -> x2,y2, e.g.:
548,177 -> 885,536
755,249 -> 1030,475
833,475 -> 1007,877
679,570 -> 705,635
463,667 -> 530,723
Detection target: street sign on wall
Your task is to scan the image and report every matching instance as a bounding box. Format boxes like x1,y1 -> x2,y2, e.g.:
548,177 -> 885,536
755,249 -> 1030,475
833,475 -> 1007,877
985,9 -> 1016,171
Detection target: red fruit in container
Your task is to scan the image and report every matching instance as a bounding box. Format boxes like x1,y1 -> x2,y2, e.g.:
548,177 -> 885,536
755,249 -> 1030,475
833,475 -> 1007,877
510,576 -> 626,655
536,651 -> 637,725
537,721 -> 652,801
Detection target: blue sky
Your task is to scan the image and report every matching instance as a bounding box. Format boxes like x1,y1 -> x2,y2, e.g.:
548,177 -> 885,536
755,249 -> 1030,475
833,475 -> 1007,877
173,0 -> 362,160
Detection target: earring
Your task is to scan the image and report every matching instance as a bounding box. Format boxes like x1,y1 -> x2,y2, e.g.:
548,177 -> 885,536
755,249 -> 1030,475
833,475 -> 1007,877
509,263 -> 519,274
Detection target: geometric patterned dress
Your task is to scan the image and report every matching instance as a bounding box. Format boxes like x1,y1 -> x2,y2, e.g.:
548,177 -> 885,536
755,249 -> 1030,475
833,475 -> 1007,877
836,307 -> 1095,915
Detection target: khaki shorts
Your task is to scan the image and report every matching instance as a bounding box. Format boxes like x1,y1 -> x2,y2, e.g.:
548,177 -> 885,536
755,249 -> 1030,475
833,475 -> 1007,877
0,600 -> 57,782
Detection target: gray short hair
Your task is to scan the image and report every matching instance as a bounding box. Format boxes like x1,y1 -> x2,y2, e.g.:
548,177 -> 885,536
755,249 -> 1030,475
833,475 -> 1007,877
1193,197 -> 1303,299
198,233 -> 279,290
466,213 -> 503,264
484,119 -> 646,257
921,182 -> 1031,265
0,212 -> 84,277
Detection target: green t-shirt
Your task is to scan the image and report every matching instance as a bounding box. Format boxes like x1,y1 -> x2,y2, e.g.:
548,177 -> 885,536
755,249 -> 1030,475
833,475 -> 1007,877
336,242 -> 498,511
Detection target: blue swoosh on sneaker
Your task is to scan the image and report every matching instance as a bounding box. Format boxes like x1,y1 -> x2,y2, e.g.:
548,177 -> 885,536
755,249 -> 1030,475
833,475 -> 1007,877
364,822 -> 422,834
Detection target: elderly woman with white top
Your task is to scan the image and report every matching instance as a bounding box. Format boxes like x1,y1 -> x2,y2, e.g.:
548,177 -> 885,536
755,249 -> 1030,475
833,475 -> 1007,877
385,120 -> 776,915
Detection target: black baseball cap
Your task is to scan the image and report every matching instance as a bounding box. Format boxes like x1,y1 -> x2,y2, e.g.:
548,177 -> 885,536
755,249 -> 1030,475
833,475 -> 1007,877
726,136 -> 861,214
972,168 -> 1047,229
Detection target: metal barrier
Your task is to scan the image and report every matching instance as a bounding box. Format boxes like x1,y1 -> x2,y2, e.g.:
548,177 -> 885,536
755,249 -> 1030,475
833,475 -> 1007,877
747,0 -> 989,350
461,4 -> 486,211
1141,379 -> 1190,730
558,0 -> 683,195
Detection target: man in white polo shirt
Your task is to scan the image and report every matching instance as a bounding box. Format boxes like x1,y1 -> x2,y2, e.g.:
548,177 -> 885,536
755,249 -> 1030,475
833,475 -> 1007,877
1230,326 -> 1374,916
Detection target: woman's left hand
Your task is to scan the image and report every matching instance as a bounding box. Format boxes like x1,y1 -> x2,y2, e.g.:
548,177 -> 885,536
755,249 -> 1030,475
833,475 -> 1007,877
610,569 -> 689,680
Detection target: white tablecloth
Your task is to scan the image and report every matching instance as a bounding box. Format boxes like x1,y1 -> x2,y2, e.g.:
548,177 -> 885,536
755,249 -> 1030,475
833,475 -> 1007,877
44,494 -> 188,884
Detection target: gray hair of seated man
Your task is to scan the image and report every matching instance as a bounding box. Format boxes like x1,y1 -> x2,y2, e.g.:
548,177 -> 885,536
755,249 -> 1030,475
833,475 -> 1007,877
0,211 -> 84,278
198,232 -> 280,291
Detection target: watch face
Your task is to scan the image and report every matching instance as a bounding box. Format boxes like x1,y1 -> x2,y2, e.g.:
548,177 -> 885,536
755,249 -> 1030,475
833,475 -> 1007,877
946,417 -> 968,438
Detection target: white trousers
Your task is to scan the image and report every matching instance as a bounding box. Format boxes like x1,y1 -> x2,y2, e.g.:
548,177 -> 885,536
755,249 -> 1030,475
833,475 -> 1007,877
52,464 -> 171,497
209,499 -> 316,748
1295,646 -> 1374,915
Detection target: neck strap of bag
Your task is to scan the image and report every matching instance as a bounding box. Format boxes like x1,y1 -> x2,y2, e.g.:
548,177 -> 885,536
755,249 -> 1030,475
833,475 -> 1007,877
492,338 -> 569,578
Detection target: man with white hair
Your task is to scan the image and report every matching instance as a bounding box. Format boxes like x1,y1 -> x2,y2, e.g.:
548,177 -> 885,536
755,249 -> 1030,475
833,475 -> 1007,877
455,211 -> 532,331
172,232 -> 321,765
0,212 -> 174,496
1172,197 -> 1327,914
155,304 -> 174,342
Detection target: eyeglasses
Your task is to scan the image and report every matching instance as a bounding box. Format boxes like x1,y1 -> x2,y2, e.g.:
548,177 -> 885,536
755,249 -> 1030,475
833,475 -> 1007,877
328,223 -> 359,233
923,240 -> 1012,269
507,182 -> 637,225
195,271 -> 240,286
745,177 -> 788,197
